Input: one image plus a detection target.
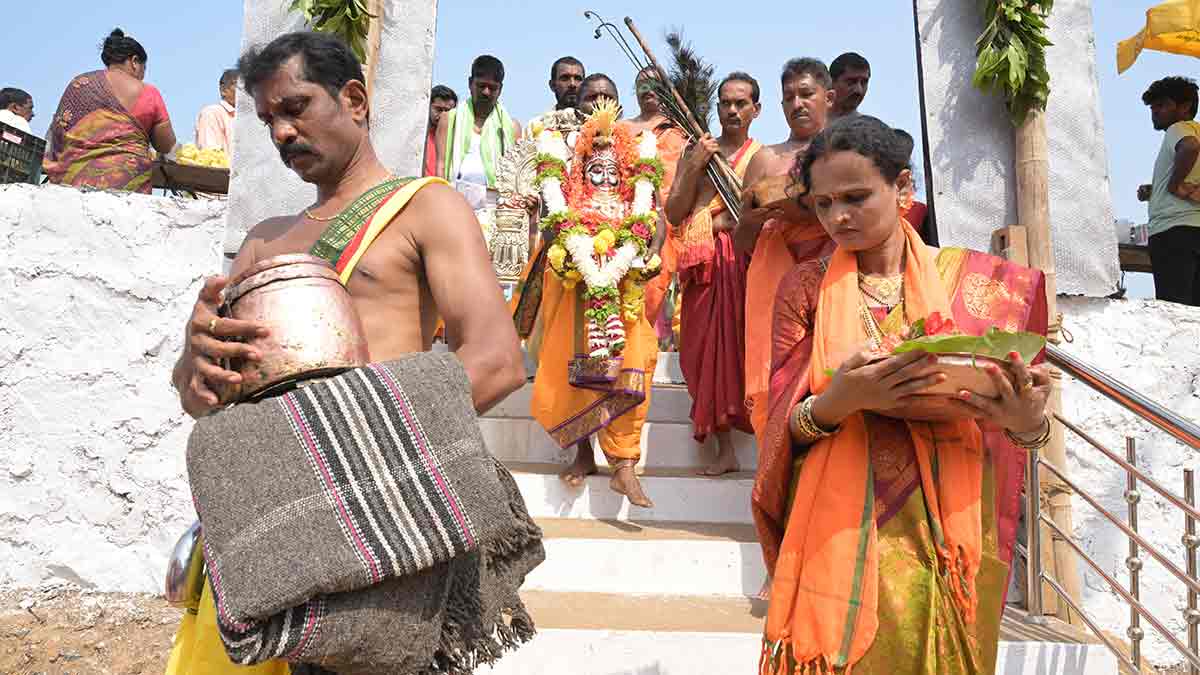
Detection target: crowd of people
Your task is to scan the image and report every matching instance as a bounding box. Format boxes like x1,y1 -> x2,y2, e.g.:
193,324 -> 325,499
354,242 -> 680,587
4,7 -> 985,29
159,29 -> 1058,674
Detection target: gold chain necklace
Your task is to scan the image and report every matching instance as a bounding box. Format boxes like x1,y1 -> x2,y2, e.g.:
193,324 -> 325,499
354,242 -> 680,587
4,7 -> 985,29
304,173 -> 398,222
304,207 -> 339,222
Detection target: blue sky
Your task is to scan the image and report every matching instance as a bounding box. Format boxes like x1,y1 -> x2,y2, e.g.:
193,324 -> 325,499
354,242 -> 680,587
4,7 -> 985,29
2,2 -> 1186,295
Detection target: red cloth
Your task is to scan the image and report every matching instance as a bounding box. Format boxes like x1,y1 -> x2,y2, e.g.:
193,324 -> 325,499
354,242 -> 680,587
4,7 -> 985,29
129,83 -> 169,134
423,127 -> 437,177
678,230 -> 753,441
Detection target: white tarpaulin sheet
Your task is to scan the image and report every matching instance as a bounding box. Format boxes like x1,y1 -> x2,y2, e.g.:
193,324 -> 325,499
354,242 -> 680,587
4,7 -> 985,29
917,0 -> 1119,297
223,1 -> 438,254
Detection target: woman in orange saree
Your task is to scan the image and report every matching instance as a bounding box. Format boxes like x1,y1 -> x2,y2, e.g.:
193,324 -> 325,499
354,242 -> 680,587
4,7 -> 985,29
753,115 -> 1051,674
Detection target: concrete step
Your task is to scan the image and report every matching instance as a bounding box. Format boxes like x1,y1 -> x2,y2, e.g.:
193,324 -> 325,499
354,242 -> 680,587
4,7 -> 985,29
507,461 -> 755,524
480,418 -> 758,472
526,518 -> 766,597
480,593 -> 1117,675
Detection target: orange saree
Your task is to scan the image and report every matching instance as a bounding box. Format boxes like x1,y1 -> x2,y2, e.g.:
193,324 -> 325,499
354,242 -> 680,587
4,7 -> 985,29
744,211 -> 835,445
753,221 -> 1046,674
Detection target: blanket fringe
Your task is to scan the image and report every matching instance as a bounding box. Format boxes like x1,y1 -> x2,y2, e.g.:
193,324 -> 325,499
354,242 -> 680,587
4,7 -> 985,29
758,639 -> 847,675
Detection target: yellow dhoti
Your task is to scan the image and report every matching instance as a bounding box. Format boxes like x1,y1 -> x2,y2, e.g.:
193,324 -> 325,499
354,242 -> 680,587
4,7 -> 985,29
530,271 -> 656,460
165,584 -> 291,675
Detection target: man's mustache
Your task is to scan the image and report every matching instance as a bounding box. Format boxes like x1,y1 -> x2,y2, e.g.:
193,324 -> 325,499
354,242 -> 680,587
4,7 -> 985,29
279,141 -> 316,165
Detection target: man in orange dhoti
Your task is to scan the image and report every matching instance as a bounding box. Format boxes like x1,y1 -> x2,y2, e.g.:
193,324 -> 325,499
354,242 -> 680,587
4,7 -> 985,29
665,72 -> 763,475
623,67 -> 688,349
734,58 -> 837,447
522,98 -> 666,508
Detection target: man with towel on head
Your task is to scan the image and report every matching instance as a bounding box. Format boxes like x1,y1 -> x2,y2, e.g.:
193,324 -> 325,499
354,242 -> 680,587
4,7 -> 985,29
167,31 -> 529,675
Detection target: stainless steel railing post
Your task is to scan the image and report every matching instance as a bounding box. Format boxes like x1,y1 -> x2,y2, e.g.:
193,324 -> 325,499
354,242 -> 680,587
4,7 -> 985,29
1125,438 -> 1143,669
1185,468 -> 1199,675
1025,445 -> 1047,624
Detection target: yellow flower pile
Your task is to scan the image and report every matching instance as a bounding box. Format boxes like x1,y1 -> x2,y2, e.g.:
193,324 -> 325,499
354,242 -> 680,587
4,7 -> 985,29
177,143 -> 230,169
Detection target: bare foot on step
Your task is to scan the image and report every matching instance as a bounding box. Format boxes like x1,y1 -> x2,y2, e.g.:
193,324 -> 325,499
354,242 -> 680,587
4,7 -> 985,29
559,440 -> 597,487
610,461 -> 654,508
698,431 -> 740,476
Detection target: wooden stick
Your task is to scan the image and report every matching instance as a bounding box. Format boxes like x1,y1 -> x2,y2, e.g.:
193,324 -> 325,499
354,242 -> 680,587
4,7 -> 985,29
622,17 -> 743,197
364,0 -> 383,101
1015,108 -> 1083,626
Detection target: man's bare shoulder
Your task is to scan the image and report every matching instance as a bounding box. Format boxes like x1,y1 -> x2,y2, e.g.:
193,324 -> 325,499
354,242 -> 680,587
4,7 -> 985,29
229,215 -> 296,275
243,214 -> 296,241
399,182 -> 477,238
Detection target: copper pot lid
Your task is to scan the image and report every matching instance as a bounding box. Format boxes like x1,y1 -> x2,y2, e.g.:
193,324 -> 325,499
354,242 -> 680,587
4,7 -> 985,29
223,254 -> 341,306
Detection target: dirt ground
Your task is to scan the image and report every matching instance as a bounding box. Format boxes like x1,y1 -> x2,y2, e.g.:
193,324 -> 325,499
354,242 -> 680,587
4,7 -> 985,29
0,587 -> 180,675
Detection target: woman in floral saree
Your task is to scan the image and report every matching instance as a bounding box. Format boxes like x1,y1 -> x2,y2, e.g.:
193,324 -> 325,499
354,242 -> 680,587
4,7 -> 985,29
43,28 -> 176,193
753,115 -> 1052,674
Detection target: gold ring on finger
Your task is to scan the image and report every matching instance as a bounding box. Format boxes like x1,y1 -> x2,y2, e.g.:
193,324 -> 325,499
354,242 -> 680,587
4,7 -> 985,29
1021,379 -> 1034,395
208,317 -> 218,333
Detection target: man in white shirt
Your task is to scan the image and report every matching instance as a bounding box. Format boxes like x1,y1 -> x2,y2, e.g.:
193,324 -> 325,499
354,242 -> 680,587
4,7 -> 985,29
1137,75 -> 1200,306
194,69 -> 238,153
0,88 -> 34,134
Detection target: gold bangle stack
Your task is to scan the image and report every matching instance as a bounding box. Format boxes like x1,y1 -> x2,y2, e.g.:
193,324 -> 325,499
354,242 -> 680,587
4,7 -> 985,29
791,396 -> 840,441
1004,416 -> 1052,450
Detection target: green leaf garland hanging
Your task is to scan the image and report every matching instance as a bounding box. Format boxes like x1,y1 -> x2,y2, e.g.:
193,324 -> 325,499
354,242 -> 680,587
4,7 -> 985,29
972,0 -> 1054,126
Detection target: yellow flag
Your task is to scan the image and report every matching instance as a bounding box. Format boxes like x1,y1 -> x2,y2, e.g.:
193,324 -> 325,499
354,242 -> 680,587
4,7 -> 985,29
1118,0 -> 1200,74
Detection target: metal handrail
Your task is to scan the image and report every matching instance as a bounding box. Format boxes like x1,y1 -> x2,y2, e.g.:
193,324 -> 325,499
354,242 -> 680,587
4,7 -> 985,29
1041,514 -> 1200,670
1039,573 -> 1138,674
1039,459 -> 1200,597
1054,413 -> 1200,523
1046,344 -> 1200,450
1022,344 -> 1200,673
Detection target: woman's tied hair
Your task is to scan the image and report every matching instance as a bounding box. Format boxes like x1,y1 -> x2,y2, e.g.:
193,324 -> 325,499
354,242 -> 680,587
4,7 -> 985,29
795,114 -> 913,198
101,28 -> 148,67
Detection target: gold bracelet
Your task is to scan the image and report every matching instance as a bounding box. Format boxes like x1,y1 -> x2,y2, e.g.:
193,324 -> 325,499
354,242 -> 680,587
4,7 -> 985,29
790,396 -> 840,442
1004,416 -> 1052,450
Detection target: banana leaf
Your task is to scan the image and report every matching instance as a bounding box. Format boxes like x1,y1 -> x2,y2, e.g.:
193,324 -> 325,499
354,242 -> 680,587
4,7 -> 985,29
893,327 -> 1046,364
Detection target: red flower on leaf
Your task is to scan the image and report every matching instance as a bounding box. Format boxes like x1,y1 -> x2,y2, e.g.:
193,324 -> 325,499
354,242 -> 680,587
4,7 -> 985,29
924,311 -> 957,336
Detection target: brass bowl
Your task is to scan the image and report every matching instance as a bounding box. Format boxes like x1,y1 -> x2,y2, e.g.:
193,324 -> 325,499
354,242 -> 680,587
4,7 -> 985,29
875,354 -> 1015,422
217,254 -> 369,403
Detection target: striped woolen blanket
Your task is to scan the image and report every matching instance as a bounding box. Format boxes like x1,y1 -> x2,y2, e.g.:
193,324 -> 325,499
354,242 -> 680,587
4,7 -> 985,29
186,353 -> 544,673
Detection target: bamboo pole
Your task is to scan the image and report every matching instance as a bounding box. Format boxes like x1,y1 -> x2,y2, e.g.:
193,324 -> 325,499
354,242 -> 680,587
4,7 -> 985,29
1015,109 -> 1083,625
364,0 -> 383,101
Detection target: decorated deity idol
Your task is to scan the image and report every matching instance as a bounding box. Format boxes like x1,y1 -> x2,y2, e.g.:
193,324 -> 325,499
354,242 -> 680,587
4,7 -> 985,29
535,100 -> 664,361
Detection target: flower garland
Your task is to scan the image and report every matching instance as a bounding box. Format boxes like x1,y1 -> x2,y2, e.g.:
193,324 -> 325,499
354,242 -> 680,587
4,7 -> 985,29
538,100 -> 661,359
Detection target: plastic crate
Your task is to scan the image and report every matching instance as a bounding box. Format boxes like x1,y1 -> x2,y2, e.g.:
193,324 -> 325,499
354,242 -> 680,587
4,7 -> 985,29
0,122 -> 46,185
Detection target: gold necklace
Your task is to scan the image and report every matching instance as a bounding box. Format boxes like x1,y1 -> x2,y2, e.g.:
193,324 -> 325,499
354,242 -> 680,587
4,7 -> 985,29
857,272 -> 903,300
304,207 -> 339,222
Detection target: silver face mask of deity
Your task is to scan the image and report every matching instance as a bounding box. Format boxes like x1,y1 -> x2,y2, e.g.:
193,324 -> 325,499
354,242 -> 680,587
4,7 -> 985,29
585,147 -> 621,193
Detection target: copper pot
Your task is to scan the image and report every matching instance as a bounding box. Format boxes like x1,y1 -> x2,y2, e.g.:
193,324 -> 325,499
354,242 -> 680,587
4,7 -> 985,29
218,254 -> 369,403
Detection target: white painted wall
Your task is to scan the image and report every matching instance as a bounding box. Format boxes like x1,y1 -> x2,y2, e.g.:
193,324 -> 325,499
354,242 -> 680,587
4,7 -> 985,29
1058,296 -> 1200,667
0,184 -> 220,592
0,185 -> 1194,666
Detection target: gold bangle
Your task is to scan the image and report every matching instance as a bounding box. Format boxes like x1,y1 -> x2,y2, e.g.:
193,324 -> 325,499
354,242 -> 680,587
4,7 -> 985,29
1004,416 -> 1051,450
790,396 -> 840,442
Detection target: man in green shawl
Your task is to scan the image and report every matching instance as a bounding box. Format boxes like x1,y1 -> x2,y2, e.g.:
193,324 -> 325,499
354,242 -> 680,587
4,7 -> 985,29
435,54 -> 522,210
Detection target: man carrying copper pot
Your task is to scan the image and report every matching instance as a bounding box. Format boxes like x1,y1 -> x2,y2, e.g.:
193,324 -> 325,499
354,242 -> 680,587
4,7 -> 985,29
166,31 -> 531,675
